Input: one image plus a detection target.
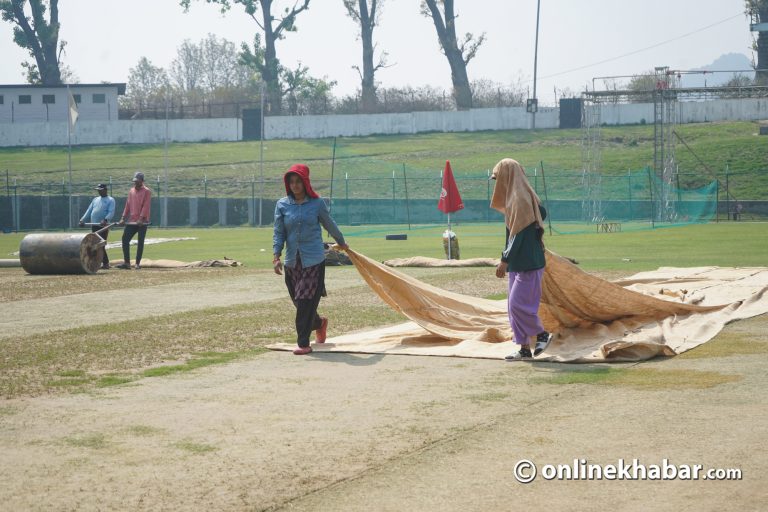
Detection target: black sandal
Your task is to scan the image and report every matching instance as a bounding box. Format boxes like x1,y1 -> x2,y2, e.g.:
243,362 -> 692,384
505,347 -> 532,361
534,332 -> 554,356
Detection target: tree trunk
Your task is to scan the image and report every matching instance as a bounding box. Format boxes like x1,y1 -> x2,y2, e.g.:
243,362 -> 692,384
359,0 -> 377,112
40,39 -> 62,85
40,0 -> 62,85
260,0 -> 282,114
446,52 -> 472,110
423,0 -> 472,110
8,0 -> 62,85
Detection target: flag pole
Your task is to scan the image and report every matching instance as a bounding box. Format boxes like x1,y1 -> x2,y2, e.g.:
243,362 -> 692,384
163,91 -> 169,227
446,164 -> 451,260
67,85 -> 73,229
439,160 -> 463,260
447,212 -> 452,260
258,80 -> 265,226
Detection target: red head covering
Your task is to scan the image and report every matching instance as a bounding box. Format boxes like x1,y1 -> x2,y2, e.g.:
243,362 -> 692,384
283,164 -> 319,199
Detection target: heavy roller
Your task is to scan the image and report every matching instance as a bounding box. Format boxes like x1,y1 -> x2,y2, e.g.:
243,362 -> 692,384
19,224 -> 114,275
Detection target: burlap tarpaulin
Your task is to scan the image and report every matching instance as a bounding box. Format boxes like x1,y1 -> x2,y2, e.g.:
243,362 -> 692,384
129,258 -> 242,268
268,249 -> 768,362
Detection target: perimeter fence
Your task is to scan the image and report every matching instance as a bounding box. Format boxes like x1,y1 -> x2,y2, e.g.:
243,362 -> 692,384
3,166 -> 762,233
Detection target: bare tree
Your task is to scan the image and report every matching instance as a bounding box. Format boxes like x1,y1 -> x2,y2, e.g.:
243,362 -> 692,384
171,35 -> 253,103
343,0 -> 388,112
170,39 -> 204,97
200,34 -> 249,91
420,0 -> 485,110
181,0 -> 311,115
122,35 -> 261,118
0,0 -> 65,84
553,86 -> 578,104
471,79 -> 526,108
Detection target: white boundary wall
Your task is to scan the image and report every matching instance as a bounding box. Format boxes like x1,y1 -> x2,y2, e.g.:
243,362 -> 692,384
0,118 -> 241,147
599,98 -> 768,125
266,106 -> 560,139
1,98 -> 766,147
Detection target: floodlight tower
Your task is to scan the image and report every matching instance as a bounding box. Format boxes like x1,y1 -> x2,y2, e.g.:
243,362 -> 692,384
529,0 -> 541,128
749,3 -> 768,82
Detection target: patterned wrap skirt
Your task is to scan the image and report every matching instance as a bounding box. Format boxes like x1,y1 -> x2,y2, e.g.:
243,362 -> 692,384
285,253 -> 327,300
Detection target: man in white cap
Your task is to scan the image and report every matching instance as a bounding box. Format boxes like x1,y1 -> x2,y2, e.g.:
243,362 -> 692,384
117,172 -> 152,270
79,183 -> 115,269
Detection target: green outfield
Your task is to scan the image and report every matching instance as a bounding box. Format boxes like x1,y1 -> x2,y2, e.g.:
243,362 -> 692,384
2,222 -> 766,271
0,220 -> 766,398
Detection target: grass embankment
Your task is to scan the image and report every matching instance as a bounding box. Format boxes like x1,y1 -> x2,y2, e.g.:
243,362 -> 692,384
2,121 -> 766,199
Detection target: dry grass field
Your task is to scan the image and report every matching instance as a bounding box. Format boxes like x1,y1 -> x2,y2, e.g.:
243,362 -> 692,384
1,223 -> 766,510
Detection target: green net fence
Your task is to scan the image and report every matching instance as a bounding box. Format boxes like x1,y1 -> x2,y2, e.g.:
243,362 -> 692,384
0,152 -> 737,232
323,154 -> 718,233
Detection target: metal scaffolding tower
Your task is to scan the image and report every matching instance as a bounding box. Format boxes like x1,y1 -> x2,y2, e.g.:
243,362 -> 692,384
652,67 -> 680,221
582,81 -> 768,223
580,91 -> 603,222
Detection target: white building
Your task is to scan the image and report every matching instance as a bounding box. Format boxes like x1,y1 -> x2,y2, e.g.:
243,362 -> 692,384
0,83 -> 126,124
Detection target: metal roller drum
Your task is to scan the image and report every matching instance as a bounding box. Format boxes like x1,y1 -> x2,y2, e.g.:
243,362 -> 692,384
19,233 -> 106,275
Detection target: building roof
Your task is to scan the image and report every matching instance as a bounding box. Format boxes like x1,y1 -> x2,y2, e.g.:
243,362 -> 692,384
0,83 -> 127,95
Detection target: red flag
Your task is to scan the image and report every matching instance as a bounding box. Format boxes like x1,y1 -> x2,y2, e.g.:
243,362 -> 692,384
437,160 -> 464,213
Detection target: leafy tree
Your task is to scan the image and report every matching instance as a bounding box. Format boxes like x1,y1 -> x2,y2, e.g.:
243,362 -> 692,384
420,0 -> 485,110
281,63 -> 336,115
19,60 -> 41,83
746,0 -> 768,82
343,0 -> 388,112
0,0 -> 65,85
20,54 -> 76,84
180,0 -> 311,115
125,57 -> 169,114
625,71 -> 658,102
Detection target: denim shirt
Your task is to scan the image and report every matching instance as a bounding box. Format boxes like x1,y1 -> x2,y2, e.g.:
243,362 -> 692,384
80,195 -> 116,224
273,196 -> 346,268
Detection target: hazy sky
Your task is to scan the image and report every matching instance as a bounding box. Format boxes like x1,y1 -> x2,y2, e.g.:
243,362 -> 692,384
0,0 -> 756,105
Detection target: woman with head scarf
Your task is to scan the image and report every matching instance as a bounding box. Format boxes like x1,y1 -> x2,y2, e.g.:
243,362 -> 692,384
490,158 -> 553,360
273,164 -> 349,355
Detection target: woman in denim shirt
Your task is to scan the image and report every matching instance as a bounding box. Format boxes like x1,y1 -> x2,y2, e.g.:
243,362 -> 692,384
273,164 -> 349,355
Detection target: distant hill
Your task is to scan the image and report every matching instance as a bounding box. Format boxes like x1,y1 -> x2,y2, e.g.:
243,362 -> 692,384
680,53 -> 754,87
